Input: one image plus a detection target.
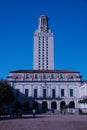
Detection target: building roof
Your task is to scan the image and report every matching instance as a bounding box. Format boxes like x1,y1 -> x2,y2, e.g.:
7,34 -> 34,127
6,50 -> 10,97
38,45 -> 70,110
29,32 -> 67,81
10,69 -> 80,73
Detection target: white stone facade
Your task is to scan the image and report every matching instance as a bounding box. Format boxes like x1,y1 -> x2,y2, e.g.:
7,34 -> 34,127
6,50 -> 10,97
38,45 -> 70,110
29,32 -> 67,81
8,70 -> 82,111
79,82 -> 87,98
79,82 -> 87,112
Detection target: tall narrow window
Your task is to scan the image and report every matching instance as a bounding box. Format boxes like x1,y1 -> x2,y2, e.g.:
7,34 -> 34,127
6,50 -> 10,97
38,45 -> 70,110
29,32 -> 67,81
25,89 -> 28,97
70,89 -> 73,97
61,89 -> 64,96
43,89 -> 46,98
34,89 -> 37,98
43,74 -> 46,79
51,74 -> 54,79
35,74 -> 37,79
52,89 -> 56,98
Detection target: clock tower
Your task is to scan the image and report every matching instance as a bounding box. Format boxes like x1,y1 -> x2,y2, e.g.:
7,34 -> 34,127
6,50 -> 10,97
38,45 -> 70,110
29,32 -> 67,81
33,15 -> 54,70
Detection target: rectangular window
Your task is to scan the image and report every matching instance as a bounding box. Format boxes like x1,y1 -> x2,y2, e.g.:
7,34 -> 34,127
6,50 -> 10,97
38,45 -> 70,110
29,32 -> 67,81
39,41 -> 40,44
43,89 -> 46,98
46,62 -> 48,65
25,89 -> 28,97
46,38 -> 48,43
34,89 -> 37,98
52,89 -> 55,98
35,74 -> 37,79
43,74 -> 46,79
46,46 -> 48,49
51,74 -> 54,79
61,89 -> 64,96
70,89 -> 73,97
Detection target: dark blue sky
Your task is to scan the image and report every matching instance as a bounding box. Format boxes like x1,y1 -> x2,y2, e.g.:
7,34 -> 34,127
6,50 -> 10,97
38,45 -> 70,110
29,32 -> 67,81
0,0 -> 87,79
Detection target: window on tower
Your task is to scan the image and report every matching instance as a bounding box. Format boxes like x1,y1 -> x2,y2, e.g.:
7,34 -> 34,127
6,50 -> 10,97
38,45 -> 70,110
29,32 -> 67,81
39,65 -> 40,69
46,40 -> 48,43
46,47 -> 48,50
39,40 -> 40,43
46,37 -> 48,40
39,50 -> 40,54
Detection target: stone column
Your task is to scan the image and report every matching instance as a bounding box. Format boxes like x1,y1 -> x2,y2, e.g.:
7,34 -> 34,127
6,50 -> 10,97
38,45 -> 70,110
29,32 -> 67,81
57,101 -> 60,111
48,101 -> 51,110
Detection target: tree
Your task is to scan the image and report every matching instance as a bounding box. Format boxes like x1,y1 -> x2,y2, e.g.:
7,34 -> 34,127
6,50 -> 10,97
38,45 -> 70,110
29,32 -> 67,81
0,80 -> 15,106
79,98 -> 87,114
79,98 -> 87,104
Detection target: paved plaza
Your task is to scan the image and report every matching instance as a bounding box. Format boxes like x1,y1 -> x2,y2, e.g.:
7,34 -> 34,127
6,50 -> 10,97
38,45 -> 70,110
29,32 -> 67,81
0,115 -> 87,130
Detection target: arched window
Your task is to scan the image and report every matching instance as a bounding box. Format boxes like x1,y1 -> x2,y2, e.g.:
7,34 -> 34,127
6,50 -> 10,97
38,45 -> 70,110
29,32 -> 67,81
33,101 -> 39,110
60,101 -> 66,110
42,101 -> 48,110
51,101 -> 57,109
69,101 -> 75,108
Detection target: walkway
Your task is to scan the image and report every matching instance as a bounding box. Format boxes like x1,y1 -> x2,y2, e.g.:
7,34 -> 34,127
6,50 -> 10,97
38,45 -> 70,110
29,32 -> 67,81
0,115 -> 87,130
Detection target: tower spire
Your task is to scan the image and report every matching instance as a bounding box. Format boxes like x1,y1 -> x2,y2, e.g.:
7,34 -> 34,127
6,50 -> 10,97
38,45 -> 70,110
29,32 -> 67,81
38,15 -> 48,32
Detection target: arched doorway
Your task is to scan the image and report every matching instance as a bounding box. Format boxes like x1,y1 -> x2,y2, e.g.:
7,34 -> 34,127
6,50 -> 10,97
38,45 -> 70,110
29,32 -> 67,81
33,101 -> 39,110
42,101 -> 48,110
60,101 -> 66,110
15,101 -> 21,110
69,101 -> 75,108
51,101 -> 57,109
23,101 -> 30,111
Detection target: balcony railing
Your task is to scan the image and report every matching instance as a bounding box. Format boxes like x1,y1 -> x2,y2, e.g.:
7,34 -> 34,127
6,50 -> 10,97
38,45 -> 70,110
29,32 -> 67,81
28,96 -> 62,100
8,77 -> 81,82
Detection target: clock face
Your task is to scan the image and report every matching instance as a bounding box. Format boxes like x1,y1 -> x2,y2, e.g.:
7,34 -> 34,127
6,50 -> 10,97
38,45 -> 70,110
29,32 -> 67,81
43,25 -> 47,32
43,28 -> 46,32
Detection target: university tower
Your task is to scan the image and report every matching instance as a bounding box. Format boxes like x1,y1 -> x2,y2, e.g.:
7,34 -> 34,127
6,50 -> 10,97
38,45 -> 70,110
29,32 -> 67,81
33,15 -> 54,70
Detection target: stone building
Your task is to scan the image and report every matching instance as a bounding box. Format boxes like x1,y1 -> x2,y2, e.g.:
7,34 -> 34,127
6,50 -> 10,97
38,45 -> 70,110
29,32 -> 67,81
7,15 -> 83,112
8,69 -> 82,111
